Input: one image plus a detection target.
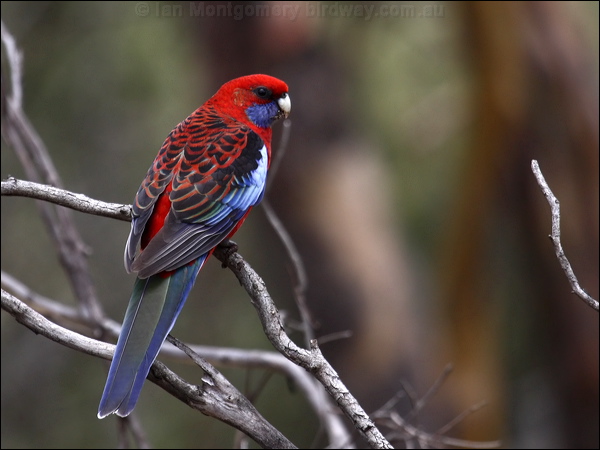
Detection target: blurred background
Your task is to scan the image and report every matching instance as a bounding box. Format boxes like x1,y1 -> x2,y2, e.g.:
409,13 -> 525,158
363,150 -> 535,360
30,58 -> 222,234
1,1 -> 598,448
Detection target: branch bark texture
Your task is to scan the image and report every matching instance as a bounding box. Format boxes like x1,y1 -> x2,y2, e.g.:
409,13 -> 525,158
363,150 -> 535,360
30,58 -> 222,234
531,160 -> 599,311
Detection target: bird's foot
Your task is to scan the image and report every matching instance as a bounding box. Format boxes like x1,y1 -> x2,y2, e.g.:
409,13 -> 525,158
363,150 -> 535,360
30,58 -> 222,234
218,239 -> 238,268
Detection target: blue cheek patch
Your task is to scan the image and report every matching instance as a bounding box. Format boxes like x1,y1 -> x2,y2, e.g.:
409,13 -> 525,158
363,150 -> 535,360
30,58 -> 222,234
246,102 -> 279,128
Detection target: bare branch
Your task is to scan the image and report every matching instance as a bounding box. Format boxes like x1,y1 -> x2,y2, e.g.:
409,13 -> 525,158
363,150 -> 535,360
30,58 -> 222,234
313,330 -> 353,346
262,199 -> 315,343
166,336 -> 297,449
117,415 -> 151,450
1,21 -> 23,109
1,288 -> 297,449
371,367 -> 498,449
531,160 -> 599,311
263,118 -> 316,345
1,289 -> 111,358
380,410 -> 500,449
1,177 -> 131,221
2,270 -> 89,325
406,363 -> 454,421
213,245 -> 393,449
266,118 -> 293,184
435,401 -> 489,436
1,21 -> 104,322
0,269 -> 351,448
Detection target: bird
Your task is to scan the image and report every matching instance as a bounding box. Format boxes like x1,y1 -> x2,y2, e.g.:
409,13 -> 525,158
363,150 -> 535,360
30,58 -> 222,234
98,74 -> 290,418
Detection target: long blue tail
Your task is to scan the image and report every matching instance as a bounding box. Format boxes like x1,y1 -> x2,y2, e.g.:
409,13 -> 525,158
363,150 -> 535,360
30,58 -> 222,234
98,256 -> 206,418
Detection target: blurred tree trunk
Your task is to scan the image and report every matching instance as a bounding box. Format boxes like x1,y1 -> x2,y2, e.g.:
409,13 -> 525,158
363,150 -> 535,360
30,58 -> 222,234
438,1 -> 598,445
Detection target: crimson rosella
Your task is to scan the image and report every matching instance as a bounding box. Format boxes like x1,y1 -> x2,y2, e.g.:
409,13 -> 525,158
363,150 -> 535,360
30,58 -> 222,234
98,74 -> 290,418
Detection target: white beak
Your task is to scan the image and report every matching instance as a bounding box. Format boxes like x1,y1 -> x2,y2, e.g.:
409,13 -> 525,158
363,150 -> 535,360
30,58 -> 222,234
277,93 -> 291,117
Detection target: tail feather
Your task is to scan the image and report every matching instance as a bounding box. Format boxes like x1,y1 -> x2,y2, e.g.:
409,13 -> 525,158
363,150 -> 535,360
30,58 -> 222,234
98,256 -> 206,418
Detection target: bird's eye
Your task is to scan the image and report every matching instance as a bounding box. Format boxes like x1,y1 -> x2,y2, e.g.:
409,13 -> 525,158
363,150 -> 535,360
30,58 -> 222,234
253,86 -> 271,99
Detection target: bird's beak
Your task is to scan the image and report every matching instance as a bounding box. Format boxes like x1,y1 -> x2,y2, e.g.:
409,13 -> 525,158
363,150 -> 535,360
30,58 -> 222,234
277,93 -> 291,119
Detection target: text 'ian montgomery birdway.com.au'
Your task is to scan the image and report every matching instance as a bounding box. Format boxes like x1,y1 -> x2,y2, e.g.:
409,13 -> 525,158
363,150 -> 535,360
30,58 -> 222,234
135,2 -> 446,21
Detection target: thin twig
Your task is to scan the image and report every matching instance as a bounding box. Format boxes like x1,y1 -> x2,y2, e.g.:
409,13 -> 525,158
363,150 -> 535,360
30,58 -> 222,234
262,199 -> 314,343
531,160 -> 599,311
371,366 -> 496,449
314,330 -> 353,346
435,401 -> 489,436
377,411 -> 500,449
117,415 -> 151,450
406,363 -> 454,421
266,119 -> 293,187
263,117 -> 315,345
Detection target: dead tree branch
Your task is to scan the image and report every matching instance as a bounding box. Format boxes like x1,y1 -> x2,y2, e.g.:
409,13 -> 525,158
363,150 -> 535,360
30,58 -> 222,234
1,177 -> 131,221
531,160 -> 599,311
1,20 -> 104,323
0,289 -> 296,449
212,245 -> 393,449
